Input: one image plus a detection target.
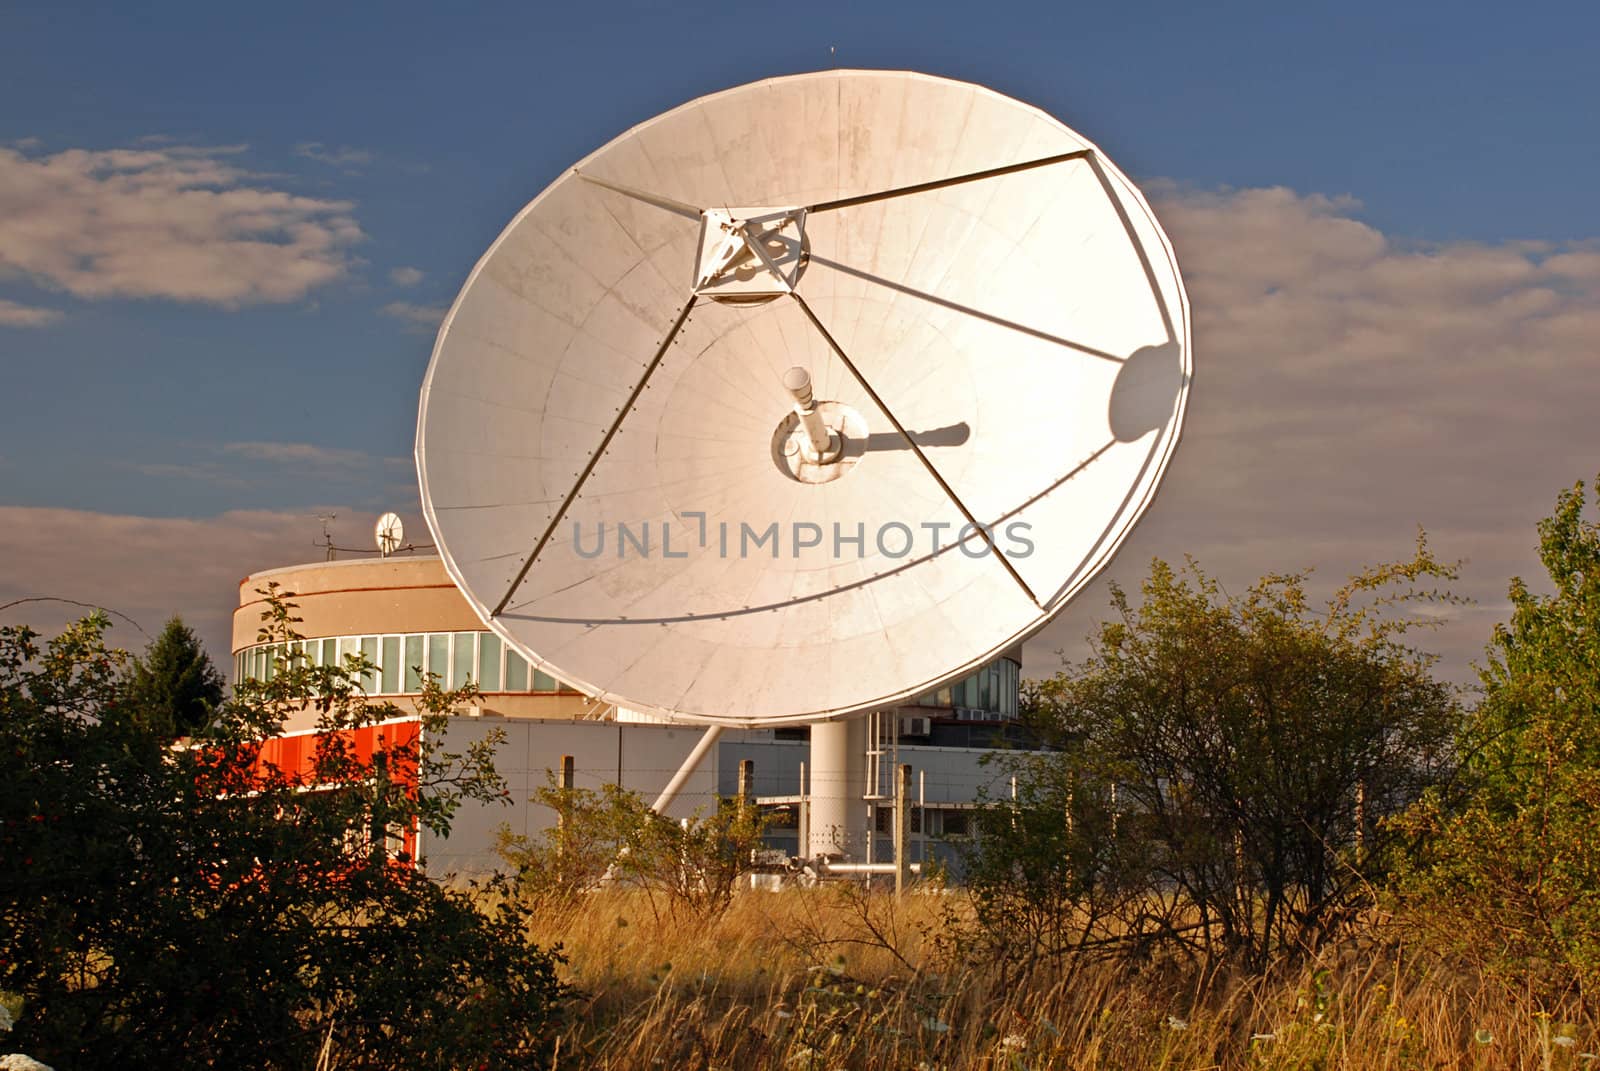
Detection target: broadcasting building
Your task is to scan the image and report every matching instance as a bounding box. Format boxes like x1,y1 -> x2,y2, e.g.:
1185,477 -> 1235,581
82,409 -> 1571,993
232,549 -> 1030,876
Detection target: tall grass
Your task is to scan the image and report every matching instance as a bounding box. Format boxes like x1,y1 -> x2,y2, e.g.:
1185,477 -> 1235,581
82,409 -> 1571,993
526,888 -> 1594,1070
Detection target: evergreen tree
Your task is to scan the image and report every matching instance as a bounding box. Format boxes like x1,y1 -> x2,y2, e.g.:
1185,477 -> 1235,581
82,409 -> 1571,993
126,615 -> 224,736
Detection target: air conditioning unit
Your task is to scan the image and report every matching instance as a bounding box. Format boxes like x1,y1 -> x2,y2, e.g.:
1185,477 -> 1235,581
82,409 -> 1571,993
899,716 -> 932,737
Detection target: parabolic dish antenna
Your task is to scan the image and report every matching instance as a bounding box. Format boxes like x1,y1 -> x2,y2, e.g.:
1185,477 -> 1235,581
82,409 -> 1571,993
417,70 -> 1191,727
375,512 -> 405,556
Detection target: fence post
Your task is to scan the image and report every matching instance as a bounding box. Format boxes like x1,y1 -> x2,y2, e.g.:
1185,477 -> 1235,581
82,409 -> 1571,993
737,758 -> 753,818
798,760 -> 809,863
556,755 -> 575,886
894,764 -> 912,896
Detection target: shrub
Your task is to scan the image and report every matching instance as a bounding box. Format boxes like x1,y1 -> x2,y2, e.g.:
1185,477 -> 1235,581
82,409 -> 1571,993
966,545 -> 1460,970
497,778 -> 768,922
1400,478 -> 1600,1004
0,588 -> 569,1069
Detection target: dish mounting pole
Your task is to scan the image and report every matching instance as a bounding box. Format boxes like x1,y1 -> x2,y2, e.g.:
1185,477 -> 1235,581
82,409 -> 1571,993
651,725 -> 724,815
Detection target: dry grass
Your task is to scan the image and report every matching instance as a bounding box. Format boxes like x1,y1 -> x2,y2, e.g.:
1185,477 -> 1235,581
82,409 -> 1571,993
525,887 -> 1596,1070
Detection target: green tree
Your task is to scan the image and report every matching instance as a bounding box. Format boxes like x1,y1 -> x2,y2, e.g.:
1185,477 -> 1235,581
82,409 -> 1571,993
1402,478 -> 1600,1002
124,614 -> 224,735
0,585 -> 569,1070
966,542 -> 1460,969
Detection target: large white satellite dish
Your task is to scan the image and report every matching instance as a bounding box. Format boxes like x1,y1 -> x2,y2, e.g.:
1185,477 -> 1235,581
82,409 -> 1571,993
417,70 -> 1190,728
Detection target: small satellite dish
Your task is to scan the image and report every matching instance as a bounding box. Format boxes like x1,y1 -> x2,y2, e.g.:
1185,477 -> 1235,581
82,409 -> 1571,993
417,70 -> 1191,727
375,512 -> 404,557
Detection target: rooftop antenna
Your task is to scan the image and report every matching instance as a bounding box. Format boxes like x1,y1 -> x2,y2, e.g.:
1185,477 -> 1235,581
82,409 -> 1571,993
375,512 -> 405,557
315,513 -> 337,561
415,71 -> 1191,859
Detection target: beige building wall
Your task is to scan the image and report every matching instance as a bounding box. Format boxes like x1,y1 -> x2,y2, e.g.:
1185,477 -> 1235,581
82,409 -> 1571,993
233,555 -> 595,724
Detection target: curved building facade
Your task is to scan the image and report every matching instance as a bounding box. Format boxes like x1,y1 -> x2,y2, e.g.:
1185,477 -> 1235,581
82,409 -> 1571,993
233,556 -> 593,730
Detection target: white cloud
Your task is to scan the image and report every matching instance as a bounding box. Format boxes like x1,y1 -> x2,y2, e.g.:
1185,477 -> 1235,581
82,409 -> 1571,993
121,459 -> 251,488
389,266 -> 424,287
0,506 -> 420,663
0,144 -> 362,305
294,142 -> 373,170
0,298 -> 61,327
1028,184 -> 1600,687
114,442 -> 409,495
382,301 -> 447,333
221,440 -> 403,470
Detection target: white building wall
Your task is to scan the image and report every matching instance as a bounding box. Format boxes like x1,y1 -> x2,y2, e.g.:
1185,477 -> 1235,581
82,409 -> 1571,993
418,718 -> 724,876
418,717 -> 1043,877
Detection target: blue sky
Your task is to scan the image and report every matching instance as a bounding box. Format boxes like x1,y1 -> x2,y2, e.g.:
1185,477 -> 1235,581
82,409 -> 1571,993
2,0 -> 1597,676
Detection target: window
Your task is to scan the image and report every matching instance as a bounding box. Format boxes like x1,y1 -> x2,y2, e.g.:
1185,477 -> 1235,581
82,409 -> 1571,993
762,803 -> 798,829
940,810 -> 970,837
404,635 -> 424,692
427,635 -> 448,684
381,636 -> 400,694
477,633 -> 502,691
951,675 -> 970,707
450,633 -> 476,690
505,648 -> 529,691
359,636 -> 378,692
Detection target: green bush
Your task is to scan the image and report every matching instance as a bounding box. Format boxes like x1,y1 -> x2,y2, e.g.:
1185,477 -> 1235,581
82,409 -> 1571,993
496,778 -> 768,922
0,587 -> 569,1069
966,544 -> 1460,970
1401,478 -> 1600,1004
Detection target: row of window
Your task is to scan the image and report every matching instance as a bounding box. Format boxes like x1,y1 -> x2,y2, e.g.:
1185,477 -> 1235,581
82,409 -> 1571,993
760,802 -> 973,837
873,805 -> 971,837
237,632 -> 1021,713
235,631 -> 571,696
912,657 -> 1020,716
